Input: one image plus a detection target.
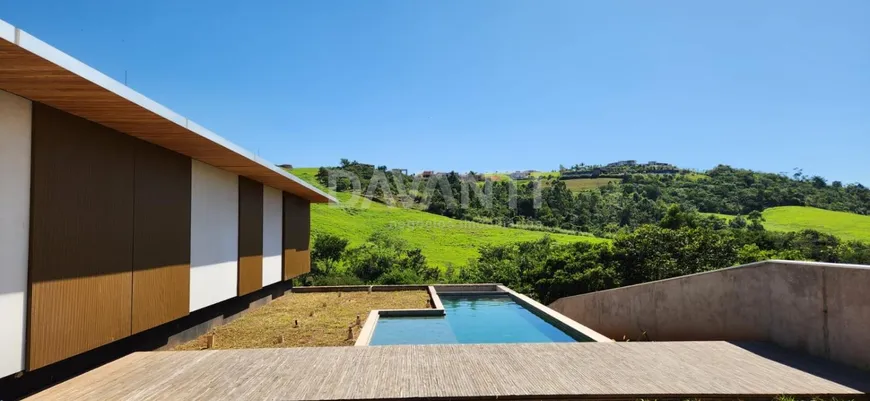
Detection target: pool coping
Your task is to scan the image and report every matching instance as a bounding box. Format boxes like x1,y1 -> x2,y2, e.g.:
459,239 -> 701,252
356,284 -> 611,346
355,285 -> 445,346
495,285 -> 613,343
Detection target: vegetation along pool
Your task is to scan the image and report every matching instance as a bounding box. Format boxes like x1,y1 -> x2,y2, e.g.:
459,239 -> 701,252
369,295 -> 589,345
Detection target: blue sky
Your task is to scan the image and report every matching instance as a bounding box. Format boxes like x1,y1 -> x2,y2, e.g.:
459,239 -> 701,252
3,1 -> 869,183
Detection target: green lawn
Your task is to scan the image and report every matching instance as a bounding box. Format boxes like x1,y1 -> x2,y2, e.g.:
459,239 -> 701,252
531,171 -> 560,179
762,206 -> 870,242
703,206 -> 870,242
563,178 -> 621,193
290,168 -> 608,268
701,212 -> 737,221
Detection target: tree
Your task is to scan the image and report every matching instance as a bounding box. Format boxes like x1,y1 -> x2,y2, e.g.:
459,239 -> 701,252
312,234 -> 349,263
614,225 -> 738,285
729,215 -> 747,229
659,204 -> 696,229
747,210 -> 765,231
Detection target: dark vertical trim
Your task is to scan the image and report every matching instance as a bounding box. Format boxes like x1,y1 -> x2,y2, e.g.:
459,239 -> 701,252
28,103 -> 136,370
131,140 -> 192,334
238,177 -> 264,295
282,192 -> 311,280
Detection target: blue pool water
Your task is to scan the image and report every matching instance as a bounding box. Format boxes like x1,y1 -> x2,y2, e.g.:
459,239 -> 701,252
369,295 -> 584,345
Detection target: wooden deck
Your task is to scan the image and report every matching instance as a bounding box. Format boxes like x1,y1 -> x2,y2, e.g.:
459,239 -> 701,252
27,342 -> 870,400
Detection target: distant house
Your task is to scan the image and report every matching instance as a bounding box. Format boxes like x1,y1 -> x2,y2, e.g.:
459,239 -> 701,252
421,171 -> 434,178
459,172 -> 482,181
606,160 -> 637,168
509,171 -> 531,180
278,164 -> 293,169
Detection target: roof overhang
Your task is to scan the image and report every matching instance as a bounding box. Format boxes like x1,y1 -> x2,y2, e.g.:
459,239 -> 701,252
0,19 -> 335,204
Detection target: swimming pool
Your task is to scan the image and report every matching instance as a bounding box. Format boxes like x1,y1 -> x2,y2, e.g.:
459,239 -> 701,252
369,295 -> 590,345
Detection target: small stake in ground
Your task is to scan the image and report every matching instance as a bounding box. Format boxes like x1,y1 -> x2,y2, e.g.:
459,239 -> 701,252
356,314 -> 361,326
206,334 -> 215,349
294,319 -> 299,328
278,335 -> 285,344
347,326 -> 354,340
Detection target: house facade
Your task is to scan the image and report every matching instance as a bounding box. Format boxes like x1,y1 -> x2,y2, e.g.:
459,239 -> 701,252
0,19 -> 333,378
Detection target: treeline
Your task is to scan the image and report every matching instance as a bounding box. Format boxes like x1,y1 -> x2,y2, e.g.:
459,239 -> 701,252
315,159 -> 412,203
624,165 -> 870,215
497,166 -> 870,236
315,160 -> 870,237
303,207 -> 870,303
560,161 -> 685,178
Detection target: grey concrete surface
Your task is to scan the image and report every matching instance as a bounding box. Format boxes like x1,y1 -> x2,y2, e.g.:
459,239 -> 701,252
549,260 -> 870,370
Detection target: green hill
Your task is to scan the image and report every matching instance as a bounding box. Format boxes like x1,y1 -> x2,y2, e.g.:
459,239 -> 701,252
762,206 -> 870,242
290,168 -> 608,268
703,206 -> 870,242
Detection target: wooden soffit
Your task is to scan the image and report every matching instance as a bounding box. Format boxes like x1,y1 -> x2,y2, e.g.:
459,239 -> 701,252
0,19 -> 334,204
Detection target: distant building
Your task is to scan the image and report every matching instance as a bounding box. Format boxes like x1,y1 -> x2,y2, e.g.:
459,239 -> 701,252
509,171 -> 531,180
606,160 -> 637,168
421,171 -> 434,178
459,172 -> 482,181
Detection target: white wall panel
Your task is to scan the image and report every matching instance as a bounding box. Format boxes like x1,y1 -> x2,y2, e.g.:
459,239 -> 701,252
262,186 -> 283,286
0,90 -> 31,377
190,160 -> 238,312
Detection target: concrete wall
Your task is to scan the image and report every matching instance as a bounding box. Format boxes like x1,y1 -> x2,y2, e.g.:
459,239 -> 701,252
549,260 -> 870,370
262,186 -> 283,286
190,160 -> 239,312
0,90 -> 31,378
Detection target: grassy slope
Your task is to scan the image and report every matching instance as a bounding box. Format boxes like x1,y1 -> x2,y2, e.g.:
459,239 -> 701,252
563,178 -> 621,193
701,212 -> 737,221
291,168 -> 608,268
762,206 -> 870,242
703,206 -> 870,242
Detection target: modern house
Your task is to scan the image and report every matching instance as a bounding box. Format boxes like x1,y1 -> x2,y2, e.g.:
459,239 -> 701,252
4,18 -> 870,401
0,18 -> 333,379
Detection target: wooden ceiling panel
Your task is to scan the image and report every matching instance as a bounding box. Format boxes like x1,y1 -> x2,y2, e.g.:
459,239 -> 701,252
0,23 -> 333,203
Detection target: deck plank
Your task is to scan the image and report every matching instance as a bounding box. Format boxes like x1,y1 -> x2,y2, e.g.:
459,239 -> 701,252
26,342 -> 870,400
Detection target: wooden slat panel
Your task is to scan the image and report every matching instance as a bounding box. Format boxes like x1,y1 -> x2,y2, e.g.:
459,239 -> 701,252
238,177 -> 263,296
282,193 -> 311,280
131,141 -> 191,334
28,103 -> 135,370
